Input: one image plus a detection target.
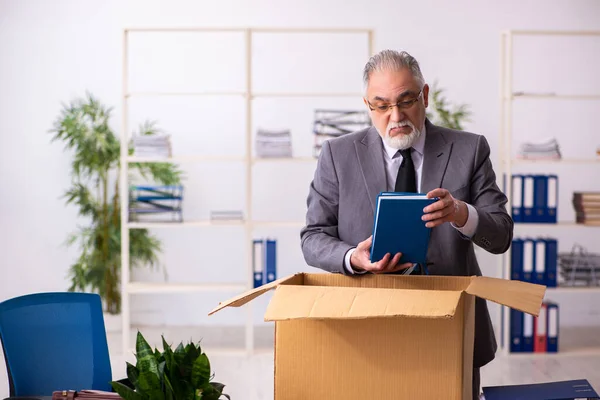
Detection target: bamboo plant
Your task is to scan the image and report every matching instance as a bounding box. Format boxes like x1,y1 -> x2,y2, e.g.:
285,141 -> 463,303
427,81 -> 472,130
50,92 -> 182,314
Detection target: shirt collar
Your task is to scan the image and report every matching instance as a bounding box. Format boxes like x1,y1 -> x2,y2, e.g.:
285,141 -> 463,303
381,123 -> 427,159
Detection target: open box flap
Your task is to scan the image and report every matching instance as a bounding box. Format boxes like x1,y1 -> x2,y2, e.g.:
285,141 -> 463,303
264,285 -> 464,321
465,276 -> 546,316
208,274 -> 303,315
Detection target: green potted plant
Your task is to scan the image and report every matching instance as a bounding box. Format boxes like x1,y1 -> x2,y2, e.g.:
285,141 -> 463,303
111,332 -> 230,400
427,81 -> 472,130
50,92 -> 182,315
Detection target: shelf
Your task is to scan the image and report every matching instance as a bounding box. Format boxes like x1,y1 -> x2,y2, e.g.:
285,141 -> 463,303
510,93 -> 600,100
252,92 -> 364,98
127,220 -> 245,229
510,158 -> 600,164
514,222 -> 600,227
546,286 -> 600,293
127,220 -> 305,229
126,282 -> 246,294
127,155 -> 246,163
126,91 -> 247,97
505,347 -> 600,358
253,221 -> 305,227
252,156 -> 316,163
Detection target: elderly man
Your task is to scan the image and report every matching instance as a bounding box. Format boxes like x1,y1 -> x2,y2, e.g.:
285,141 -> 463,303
300,49 -> 513,400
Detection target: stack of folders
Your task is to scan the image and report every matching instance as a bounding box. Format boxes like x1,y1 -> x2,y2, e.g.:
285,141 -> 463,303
509,300 -> 559,354
252,238 -> 277,288
516,138 -> 562,160
128,185 -> 184,223
209,210 -> 244,221
510,237 -> 559,353
132,134 -> 172,158
255,129 -> 292,158
482,379 -> 599,400
369,193 -> 436,266
312,109 -> 371,158
509,174 -> 558,223
573,192 -> 600,225
558,244 -> 600,287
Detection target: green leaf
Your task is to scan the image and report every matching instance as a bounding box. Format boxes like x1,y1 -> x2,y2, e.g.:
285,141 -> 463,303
191,353 -> 210,388
126,362 -> 141,391
110,381 -> 146,400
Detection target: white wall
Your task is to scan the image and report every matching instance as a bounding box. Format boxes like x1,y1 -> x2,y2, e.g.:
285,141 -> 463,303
1,0 -> 600,334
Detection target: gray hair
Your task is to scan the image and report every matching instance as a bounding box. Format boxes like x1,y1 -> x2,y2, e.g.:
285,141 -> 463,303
363,50 -> 425,89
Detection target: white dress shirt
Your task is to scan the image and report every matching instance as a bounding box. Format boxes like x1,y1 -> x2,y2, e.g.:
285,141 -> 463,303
344,126 -> 480,274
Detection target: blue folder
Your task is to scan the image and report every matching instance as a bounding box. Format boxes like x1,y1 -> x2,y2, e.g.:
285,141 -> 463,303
483,379 -> 598,400
369,192 -> 436,264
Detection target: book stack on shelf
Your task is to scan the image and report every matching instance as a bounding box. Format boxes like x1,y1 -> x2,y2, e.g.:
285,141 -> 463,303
509,300 -> 559,354
255,128 -> 292,158
131,134 -> 172,158
128,185 -> 184,223
516,138 -> 561,160
573,192 -> 600,225
511,237 -> 558,287
312,109 -> 371,158
558,244 -> 600,287
508,174 -> 558,223
252,238 -> 277,288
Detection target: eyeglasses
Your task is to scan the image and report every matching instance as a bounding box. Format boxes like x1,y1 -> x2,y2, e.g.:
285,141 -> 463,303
366,90 -> 423,114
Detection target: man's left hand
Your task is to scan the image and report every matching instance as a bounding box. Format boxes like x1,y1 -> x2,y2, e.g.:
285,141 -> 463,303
422,188 -> 468,228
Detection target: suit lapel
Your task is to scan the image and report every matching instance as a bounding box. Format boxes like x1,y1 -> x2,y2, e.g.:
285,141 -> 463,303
421,120 -> 453,193
355,127 -> 387,212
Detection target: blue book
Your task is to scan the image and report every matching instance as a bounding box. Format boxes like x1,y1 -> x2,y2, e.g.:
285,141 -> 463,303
546,301 -> 559,352
252,239 -> 264,288
483,379 -> 598,399
512,174 -> 524,223
546,175 -> 558,223
533,175 -> 548,223
511,238 -> 524,281
265,239 -> 277,283
369,192 -> 436,264
510,309 -> 524,353
545,238 -> 558,287
522,175 -> 535,223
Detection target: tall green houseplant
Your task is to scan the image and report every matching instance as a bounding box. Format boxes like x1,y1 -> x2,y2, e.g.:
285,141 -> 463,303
50,92 -> 182,314
427,81 -> 472,130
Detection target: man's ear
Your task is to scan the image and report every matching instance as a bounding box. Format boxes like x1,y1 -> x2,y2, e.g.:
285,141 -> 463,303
423,84 -> 430,108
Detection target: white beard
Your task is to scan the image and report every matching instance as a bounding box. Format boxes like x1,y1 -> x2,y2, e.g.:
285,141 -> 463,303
378,120 -> 422,150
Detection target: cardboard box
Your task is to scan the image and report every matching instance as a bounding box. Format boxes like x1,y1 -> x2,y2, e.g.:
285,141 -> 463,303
210,273 -> 546,400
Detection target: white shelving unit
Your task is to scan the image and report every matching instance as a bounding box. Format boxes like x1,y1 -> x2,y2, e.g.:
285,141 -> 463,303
498,29 -> 600,356
119,27 -> 374,354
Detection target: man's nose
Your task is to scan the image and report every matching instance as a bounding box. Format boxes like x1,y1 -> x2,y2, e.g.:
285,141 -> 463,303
390,105 -> 405,122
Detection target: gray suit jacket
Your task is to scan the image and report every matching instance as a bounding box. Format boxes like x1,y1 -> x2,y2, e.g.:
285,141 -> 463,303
300,119 -> 513,368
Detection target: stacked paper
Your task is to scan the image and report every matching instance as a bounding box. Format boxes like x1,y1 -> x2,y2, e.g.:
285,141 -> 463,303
132,134 -> 172,158
313,109 -> 371,157
517,138 -> 561,160
255,129 -> 292,158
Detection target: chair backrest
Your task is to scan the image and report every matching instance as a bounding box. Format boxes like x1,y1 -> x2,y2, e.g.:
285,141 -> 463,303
0,292 -> 113,396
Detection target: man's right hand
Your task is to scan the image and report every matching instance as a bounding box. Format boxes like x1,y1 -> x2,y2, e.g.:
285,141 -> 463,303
350,235 -> 413,274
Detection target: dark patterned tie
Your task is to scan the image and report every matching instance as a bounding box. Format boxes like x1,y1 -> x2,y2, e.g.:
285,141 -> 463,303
394,148 -> 417,193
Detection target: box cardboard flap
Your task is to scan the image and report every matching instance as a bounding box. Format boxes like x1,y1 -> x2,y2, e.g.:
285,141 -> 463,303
264,285 -> 463,321
465,276 -> 546,316
208,274 -> 302,315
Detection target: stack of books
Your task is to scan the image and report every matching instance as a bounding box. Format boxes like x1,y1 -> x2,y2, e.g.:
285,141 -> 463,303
516,138 -> 561,160
131,134 -> 172,159
255,129 -> 292,158
128,185 -> 183,223
312,109 -> 371,157
573,192 -> 600,225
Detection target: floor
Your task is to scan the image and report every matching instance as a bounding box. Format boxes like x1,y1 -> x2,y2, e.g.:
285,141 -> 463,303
2,326 -> 600,399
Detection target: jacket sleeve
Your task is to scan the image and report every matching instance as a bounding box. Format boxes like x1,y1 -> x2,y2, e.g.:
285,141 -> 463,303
300,140 -> 353,274
469,135 -> 514,254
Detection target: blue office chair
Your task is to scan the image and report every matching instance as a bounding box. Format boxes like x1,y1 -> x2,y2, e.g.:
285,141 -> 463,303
0,292 -> 113,397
